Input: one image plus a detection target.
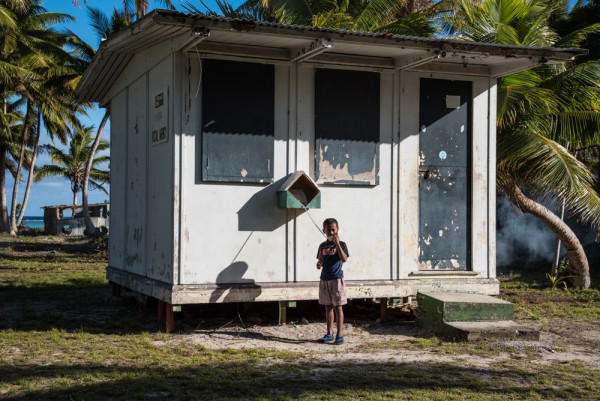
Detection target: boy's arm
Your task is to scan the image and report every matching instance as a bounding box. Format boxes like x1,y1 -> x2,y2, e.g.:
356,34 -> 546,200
333,235 -> 348,262
316,246 -> 323,269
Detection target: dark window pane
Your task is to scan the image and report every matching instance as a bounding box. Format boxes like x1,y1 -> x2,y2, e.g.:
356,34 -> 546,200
201,59 -> 274,182
315,68 -> 380,185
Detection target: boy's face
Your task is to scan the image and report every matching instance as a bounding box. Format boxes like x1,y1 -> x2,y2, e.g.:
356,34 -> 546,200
323,223 -> 339,238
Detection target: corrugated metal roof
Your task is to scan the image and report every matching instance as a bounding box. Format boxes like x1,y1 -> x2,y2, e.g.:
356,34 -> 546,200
165,11 -> 585,54
75,9 -> 588,103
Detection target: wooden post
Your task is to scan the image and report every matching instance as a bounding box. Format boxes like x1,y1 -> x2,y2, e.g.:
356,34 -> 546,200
278,301 -> 287,325
165,303 -> 175,333
380,298 -> 389,322
157,300 -> 165,325
111,282 -> 121,297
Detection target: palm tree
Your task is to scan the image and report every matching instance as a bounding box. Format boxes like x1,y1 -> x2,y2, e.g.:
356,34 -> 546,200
76,4 -> 135,236
72,0 -> 176,20
0,104 -> 32,229
444,0 -> 600,288
34,125 -> 109,209
187,0 -> 438,36
9,36 -> 89,231
551,0 -> 600,63
0,0 -> 84,234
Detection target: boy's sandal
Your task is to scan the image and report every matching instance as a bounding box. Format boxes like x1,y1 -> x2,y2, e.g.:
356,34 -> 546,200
335,336 -> 344,345
317,334 -> 334,343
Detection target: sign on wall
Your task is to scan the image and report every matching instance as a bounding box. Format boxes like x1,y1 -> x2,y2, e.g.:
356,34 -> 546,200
151,87 -> 169,146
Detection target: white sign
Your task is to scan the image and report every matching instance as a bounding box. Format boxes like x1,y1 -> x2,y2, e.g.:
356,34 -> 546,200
446,95 -> 461,109
151,87 -> 169,146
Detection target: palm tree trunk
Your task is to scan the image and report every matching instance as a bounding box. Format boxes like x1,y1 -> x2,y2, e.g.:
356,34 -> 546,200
9,102 -> 33,235
505,182 -> 591,289
16,108 -> 41,227
0,145 -> 8,231
82,108 -> 110,236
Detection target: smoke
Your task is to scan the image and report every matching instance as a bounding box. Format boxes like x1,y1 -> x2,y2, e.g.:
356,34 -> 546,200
496,195 -> 558,267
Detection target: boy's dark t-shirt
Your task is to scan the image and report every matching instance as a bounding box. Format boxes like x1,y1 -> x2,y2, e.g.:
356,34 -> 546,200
317,240 -> 349,280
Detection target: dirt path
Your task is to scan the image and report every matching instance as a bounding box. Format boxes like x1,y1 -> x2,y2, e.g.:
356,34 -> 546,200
156,318 -> 600,369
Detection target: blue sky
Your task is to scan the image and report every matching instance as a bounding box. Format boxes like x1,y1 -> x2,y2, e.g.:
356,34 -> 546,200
10,0 -> 581,217
9,0 -> 243,217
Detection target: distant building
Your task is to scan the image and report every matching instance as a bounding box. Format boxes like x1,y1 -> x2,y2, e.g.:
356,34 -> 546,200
43,203 -> 109,236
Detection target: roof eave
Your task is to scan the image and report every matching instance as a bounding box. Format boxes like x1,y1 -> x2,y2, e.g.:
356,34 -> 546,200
75,9 -> 588,103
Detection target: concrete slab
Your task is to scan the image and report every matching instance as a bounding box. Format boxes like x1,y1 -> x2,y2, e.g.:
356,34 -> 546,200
419,292 -> 512,305
444,321 -> 540,341
417,292 -> 514,324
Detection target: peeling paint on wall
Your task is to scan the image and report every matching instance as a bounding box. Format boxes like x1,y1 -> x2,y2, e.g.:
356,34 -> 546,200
316,140 -> 378,185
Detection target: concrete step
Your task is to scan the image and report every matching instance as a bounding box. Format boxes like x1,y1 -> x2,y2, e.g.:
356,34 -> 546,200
443,320 -> 540,341
417,291 -> 514,323
416,291 -> 538,340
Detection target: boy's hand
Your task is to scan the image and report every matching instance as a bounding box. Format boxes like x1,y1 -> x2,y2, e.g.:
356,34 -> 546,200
332,233 -> 341,244
316,261 -> 323,269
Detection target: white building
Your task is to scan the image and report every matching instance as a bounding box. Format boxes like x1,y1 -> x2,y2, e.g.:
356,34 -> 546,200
75,10 -> 584,325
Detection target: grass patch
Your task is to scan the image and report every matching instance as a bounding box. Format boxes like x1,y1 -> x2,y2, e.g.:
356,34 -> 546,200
2,341 -> 598,400
0,264 -> 106,289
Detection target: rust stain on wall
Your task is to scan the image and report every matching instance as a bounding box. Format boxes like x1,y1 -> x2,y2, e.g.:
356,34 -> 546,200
133,227 -> 143,246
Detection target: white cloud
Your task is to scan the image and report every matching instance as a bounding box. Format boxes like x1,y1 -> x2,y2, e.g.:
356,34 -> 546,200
36,182 -> 66,188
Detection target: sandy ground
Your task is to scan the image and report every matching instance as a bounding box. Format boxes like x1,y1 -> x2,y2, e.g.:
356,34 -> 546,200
154,309 -> 600,369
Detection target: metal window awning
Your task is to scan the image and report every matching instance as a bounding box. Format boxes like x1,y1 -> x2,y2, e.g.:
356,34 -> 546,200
75,9 -> 587,104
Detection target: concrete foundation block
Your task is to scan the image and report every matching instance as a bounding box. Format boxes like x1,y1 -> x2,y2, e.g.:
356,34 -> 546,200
417,291 -> 538,341
417,291 -> 514,324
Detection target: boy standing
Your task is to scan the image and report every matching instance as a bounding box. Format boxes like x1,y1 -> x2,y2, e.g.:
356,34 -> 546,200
316,218 -> 349,345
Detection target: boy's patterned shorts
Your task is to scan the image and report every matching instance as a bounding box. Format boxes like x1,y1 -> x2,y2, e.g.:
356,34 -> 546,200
319,278 -> 347,306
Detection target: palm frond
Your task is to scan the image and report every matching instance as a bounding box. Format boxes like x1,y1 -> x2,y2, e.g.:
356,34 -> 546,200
541,60 -> 600,107
0,5 -> 18,30
4,157 -> 18,179
554,22 -> 600,48
375,9 -> 435,36
353,0 -> 405,32
497,85 -> 558,128
88,178 -> 109,194
33,164 -> 68,182
547,111 -> 600,148
156,0 -> 176,10
86,6 -> 111,43
0,60 -> 37,86
444,0 -> 560,45
498,129 -> 600,228
312,11 -> 354,29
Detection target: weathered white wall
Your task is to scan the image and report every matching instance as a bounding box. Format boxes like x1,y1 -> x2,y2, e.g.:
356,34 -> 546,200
487,79 -> 498,279
294,66 -> 396,282
472,76 -> 493,277
109,90 -> 127,269
125,75 -> 147,276
107,41 -> 177,283
179,56 -> 290,287
178,60 -> 398,285
147,56 -> 175,283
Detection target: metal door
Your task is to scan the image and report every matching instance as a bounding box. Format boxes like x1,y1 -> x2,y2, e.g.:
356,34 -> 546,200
418,78 -> 471,270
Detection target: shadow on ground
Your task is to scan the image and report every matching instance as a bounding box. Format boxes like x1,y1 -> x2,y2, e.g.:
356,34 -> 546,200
0,357 -> 590,401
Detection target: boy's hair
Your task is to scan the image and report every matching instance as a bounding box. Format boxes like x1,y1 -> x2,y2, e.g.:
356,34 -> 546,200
322,218 -> 339,228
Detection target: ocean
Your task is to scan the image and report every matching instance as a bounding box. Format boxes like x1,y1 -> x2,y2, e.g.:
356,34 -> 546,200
21,216 -> 44,229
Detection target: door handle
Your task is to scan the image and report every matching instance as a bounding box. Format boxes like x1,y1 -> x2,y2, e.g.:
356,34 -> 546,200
419,168 -> 431,179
